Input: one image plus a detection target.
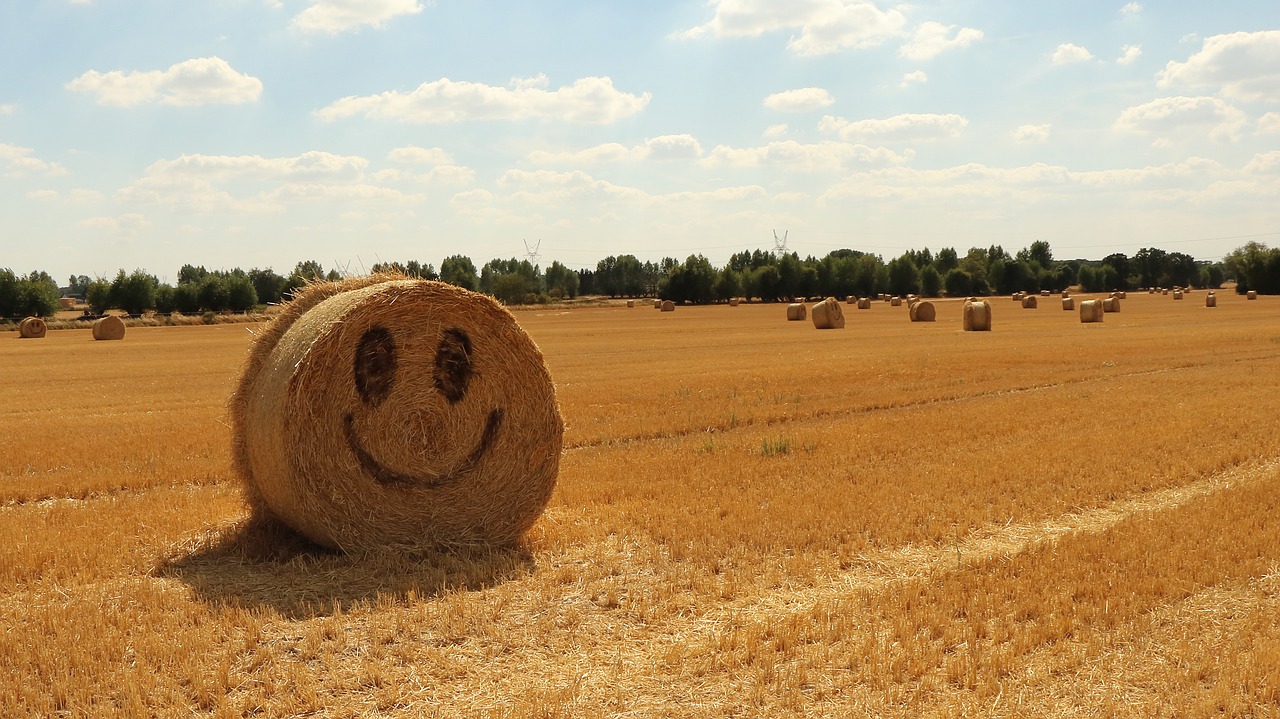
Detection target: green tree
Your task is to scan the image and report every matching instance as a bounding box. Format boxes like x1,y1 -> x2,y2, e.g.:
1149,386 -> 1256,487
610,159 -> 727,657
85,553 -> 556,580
934,247 -> 959,274
197,275 -> 231,311
714,268 -> 742,301
659,255 -> 718,304
944,268 -> 972,297
439,255 -> 479,291
248,268 -> 287,305
544,261 -> 579,299
225,271 -> 259,312
85,278 -> 113,315
14,271 -> 61,317
920,265 -> 943,298
887,255 -> 921,297
110,269 -> 158,315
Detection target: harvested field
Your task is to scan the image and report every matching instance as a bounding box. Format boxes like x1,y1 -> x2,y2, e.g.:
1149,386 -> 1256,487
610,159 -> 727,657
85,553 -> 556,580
3,291 -> 1280,717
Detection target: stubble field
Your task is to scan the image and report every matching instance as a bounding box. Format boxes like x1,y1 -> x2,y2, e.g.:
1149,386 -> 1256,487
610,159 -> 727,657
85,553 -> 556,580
2,290 -> 1279,718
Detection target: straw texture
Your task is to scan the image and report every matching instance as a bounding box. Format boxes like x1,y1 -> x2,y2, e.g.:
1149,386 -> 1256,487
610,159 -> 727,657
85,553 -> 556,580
231,277 -> 563,551
18,317 -> 46,338
92,315 -> 126,340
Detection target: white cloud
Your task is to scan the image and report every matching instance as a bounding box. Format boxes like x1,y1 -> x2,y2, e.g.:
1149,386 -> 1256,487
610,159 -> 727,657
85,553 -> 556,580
1245,151 -> 1280,174
1117,44 -> 1142,65
387,146 -> 455,165
764,123 -> 789,139
899,70 -> 928,88
677,0 -> 909,56
77,213 -> 151,237
291,0 -> 423,34
820,112 -> 968,141
899,21 -> 983,61
316,74 -> 650,124
702,140 -> 913,172
527,135 -> 704,165
1012,124 -> 1051,143
1157,30 -> 1280,102
1114,96 -> 1247,142
1120,2 -> 1142,17
0,143 -> 67,177
1052,43 -> 1094,65
0,104 -> 13,115
65,57 -> 262,107
1258,112 -> 1280,134
763,87 -> 834,112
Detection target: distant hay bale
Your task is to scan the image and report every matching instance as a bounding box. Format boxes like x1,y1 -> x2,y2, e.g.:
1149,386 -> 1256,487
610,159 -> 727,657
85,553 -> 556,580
786,303 -> 807,321
857,297 -> 872,310
1118,291 -> 1127,299
962,300 -> 991,331
18,317 -> 47,339
890,297 -> 902,307
728,297 -> 740,307
92,315 -> 126,340
1040,290 -> 1050,297
1173,290 -> 1183,300
59,297 -> 76,310
660,300 -> 675,312
1021,295 -> 1038,309
1103,297 -> 1120,313
1062,290 -> 1070,298
1206,292 -> 1217,307
1162,289 -> 1169,295
1248,290 -> 1258,300
1079,299 -> 1104,323
626,300 -> 635,308
846,296 -> 856,305
1148,288 -> 1155,294
230,277 -> 563,551
1012,292 -> 1022,302
811,297 -> 845,329
1062,297 -> 1076,311
908,300 -> 936,322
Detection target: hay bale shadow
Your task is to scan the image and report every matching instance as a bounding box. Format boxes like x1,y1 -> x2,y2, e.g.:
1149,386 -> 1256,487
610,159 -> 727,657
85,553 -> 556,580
155,514 -> 536,619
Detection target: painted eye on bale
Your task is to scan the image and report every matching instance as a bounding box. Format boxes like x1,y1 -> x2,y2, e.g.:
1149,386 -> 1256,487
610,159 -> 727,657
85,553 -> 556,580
433,327 -> 473,404
354,326 -> 397,408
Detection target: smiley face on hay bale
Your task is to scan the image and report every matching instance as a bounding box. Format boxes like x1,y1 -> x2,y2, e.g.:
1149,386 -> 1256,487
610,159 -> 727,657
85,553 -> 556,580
231,277 -> 563,551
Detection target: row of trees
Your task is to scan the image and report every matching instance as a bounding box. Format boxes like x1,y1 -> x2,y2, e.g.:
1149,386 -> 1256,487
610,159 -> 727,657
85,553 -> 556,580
7,239 -> 1273,318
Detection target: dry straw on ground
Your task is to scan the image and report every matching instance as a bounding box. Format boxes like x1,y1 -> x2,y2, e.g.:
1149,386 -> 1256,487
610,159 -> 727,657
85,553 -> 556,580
17,317 -> 46,339
1080,299 -> 1105,323
786,303 -> 807,321
962,300 -> 992,331
908,300 -> 936,322
231,276 -> 564,551
91,315 -> 126,340
811,297 -> 845,329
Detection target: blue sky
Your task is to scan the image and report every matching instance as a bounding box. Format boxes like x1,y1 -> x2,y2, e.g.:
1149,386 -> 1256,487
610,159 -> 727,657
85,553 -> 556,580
2,1 -> 1278,283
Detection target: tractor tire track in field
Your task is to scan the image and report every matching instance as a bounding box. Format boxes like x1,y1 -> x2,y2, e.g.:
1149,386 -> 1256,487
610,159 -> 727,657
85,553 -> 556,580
696,453 -> 1280,627
564,349 -> 1280,452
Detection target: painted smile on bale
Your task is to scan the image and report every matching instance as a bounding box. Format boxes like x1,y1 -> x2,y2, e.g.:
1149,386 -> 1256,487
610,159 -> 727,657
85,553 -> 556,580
343,325 -> 504,489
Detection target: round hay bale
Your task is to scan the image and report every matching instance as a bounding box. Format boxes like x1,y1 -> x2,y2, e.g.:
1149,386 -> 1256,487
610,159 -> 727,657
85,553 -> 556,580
92,315 -> 126,340
1079,299 -> 1104,323
626,299 -> 635,308
786,303 -> 807,321
231,277 -> 563,551
1173,290 -> 1183,300
1162,288 -> 1169,296
890,297 -> 902,307
962,300 -> 991,331
856,297 -> 871,310
1248,290 -> 1258,300
1103,297 -> 1120,312
1021,295 -> 1038,309
1062,297 -> 1076,311
1205,292 -> 1217,307
811,297 -> 845,329
1040,289 -> 1050,297
728,297 -> 740,307
18,317 -> 47,339
1062,290 -> 1070,298
660,300 -> 675,312
1118,291 -> 1127,299
908,300 -> 936,322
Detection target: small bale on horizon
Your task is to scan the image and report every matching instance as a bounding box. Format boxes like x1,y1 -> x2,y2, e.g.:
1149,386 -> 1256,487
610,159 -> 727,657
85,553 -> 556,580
856,297 -> 872,310
812,297 -> 845,329
660,300 -> 675,312
786,303 -> 807,321
1248,290 -> 1258,300
962,299 -> 991,331
92,315 -> 126,340
18,317 -> 47,339
1206,292 -> 1216,308
1080,299 -> 1104,323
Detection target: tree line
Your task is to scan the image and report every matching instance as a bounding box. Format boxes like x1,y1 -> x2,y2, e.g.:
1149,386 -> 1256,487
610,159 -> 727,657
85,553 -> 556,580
4,239 -> 1277,318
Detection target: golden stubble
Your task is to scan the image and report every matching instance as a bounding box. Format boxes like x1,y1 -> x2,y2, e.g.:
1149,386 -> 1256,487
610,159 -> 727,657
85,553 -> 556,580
2,291 -> 1279,717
